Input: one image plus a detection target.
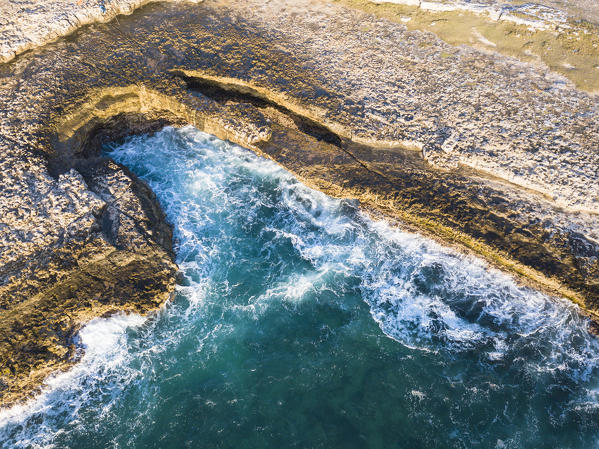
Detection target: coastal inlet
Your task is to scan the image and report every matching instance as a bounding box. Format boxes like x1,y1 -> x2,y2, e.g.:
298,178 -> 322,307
2,127 -> 598,448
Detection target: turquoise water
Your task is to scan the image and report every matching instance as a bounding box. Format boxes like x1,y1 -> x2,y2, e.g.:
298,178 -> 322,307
2,126 -> 599,448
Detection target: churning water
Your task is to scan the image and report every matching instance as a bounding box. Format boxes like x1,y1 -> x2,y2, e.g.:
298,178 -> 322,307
2,126 -> 599,448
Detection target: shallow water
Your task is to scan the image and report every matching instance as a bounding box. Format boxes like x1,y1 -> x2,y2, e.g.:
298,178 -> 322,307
2,126 -> 599,448
376,0 -> 599,24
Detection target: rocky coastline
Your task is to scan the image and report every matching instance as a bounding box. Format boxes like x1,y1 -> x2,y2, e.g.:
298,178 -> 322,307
1,0 -> 598,407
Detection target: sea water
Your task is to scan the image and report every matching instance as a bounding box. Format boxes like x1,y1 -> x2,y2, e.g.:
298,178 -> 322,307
1,126 -> 599,448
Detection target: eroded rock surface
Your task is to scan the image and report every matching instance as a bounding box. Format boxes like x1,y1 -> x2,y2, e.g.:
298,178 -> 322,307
0,0 -> 203,63
0,113 -> 178,403
202,0 -> 599,214
0,0 -> 598,406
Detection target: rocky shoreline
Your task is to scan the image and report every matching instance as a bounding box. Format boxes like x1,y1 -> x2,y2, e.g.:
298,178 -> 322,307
1,0 -> 598,407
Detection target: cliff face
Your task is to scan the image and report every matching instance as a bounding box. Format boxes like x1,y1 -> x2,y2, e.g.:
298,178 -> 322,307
0,0 -> 598,406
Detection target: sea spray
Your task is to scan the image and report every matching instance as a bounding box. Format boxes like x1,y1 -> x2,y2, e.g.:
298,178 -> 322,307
0,314 -> 146,448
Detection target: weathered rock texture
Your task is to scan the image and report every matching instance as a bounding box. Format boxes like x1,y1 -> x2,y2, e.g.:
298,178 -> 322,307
0,112 -> 179,403
0,0 -> 598,406
0,0 -> 202,63
212,0 -> 599,214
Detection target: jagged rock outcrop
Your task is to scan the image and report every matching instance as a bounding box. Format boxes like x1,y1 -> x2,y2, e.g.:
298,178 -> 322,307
0,113 -> 179,404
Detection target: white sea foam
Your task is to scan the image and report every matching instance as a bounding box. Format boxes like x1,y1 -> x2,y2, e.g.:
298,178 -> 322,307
0,313 -> 146,448
173,128 -> 597,358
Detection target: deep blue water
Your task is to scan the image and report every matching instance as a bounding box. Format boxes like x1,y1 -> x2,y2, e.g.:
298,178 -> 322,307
2,126 -> 599,448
